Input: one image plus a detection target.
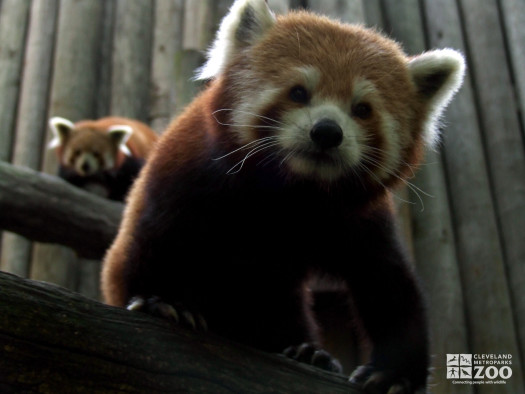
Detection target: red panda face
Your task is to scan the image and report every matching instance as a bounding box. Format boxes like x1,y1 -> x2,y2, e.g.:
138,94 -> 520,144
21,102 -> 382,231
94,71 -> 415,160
200,0 -> 465,187
48,117 -> 133,177
61,130 -> 118,176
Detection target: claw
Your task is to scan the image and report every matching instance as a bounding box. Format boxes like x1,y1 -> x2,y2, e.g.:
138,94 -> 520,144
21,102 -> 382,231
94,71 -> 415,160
182,311 -> 196,329
196,313 -> 208,331
127,296 -> 145,311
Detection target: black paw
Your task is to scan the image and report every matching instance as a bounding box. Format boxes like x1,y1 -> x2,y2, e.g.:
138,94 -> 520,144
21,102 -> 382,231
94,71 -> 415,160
283,343 -> 343,373
349,365 -> 418,394
127,296 -> 208,331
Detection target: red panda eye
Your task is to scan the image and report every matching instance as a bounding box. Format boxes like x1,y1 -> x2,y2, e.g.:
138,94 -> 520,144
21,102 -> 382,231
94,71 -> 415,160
289,85 -> 310,104
352,103 -> 372,119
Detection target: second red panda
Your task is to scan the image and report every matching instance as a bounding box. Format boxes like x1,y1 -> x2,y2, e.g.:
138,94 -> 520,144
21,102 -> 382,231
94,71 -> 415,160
102,1 -> 465,392
49,116 -> 157,201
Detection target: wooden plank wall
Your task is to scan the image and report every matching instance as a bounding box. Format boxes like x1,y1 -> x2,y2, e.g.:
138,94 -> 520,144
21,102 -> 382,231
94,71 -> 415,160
0,0 -> 524,392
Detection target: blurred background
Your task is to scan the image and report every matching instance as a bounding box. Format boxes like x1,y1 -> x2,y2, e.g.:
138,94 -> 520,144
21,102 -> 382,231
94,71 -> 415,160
0,0 -> 524,393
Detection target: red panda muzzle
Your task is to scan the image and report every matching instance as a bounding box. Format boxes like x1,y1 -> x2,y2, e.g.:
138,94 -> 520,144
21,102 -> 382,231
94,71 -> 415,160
310,118 -> 344,149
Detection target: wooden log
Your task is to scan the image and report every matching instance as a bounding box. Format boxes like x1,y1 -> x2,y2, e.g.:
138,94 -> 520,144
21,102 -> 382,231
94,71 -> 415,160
458,0 -> 525,378
0,271 -> 359,393
150,0 -> 184,132
0,0 -> 59,279
110,0 -> 154,121
425,0 -> 525,391
0,0 -> 31,162
0,162 -> 123,260
30,0 -> 107,289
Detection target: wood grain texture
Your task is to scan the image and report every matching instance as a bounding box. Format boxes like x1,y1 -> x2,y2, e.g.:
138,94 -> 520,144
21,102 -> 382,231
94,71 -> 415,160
376,3 -> 471,393
0,0 -> 30,162
0,162 -> 122,260
30,0 -> 107,289
111,0 -> 154,121
425,0 -> 525,391
458,0 -> 525,379
0,0 -> 59,278
150,0 -> 184,132
0,271 -> 359,394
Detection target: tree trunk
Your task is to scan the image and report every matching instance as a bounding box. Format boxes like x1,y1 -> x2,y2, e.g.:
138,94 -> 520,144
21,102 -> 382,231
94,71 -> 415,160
0,271 -> 359,393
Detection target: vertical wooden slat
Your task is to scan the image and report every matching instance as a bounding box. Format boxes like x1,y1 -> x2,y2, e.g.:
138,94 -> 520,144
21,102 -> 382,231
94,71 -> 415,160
150,0 -> 184,132
211,0 -> 233,41
267,0 -> 289,14
0,0 -> 30,162
458,0 -> 525,381
174,0 -> 213,114
289,0 -> 307,10
96,0 -> 116,119
308,0 -> 364,24
424,0 -> 525,391
362,0 -> 385,28
110,0 -> 154,122
494,0 -> 525,367
376,3 -> 471,393
0,0 -> 59,278
499,0 -> 525,136
30,0 -> 106,291
74,1 -> 116,301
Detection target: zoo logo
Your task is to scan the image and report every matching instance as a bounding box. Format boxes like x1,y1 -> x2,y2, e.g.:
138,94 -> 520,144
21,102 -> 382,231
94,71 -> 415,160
447,354 -> 513,381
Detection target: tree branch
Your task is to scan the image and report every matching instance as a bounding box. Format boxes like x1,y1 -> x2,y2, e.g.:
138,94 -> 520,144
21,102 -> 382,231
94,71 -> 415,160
0,161 -> 122,259
0,271 -> 359,393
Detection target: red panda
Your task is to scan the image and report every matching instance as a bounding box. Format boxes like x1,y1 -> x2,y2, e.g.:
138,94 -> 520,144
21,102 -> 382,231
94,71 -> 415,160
101,0 -> 465,392
48,116 -> 158,201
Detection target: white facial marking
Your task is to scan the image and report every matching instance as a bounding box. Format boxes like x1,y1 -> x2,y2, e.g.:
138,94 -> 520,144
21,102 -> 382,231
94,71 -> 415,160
363,111 -> 401,181
231,84 -> 282,143
75,153 -> 100,176
296,66 -> 321,92
279,101 -> 366,181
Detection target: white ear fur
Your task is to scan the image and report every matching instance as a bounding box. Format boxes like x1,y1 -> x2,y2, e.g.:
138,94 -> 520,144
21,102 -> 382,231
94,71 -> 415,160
408,48 -> 466,146
196,0 -> 276,80
108,125 -> 133,156
48,117 -> 75,149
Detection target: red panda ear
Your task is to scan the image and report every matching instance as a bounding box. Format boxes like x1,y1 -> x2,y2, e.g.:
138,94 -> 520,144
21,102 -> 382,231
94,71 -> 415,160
48,117 -> 75,149
408,49 -> 466,146
108,125 -> 133,156
197,0 -> 276,80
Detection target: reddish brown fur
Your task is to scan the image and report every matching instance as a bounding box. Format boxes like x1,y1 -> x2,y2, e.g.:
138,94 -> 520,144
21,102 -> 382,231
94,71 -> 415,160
70,117 -> 158,166
101,5 -> 463,391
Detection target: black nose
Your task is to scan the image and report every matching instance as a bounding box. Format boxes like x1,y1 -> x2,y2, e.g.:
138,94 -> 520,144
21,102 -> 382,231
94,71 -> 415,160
81,162 -> 91,173
310,119 -> 343,149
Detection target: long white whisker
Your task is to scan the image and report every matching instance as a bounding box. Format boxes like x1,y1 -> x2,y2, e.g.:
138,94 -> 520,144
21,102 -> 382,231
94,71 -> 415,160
212,109 -> 286,126
279,149 -> 297,167
227,142 -> 280,174
361,164 -> 416,206
363,155 -> 433,198
360,155 -> 429,210
213,136 -> 278,161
